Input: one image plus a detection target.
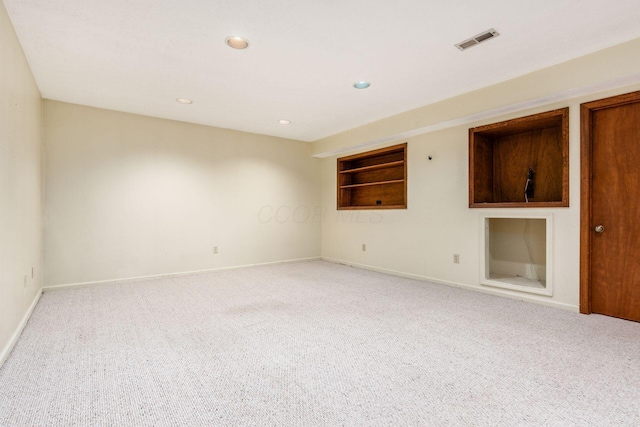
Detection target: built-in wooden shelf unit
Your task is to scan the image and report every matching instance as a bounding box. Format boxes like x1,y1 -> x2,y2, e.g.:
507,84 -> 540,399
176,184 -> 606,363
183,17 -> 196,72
469,108 -> 569,208
337,143 -> 407,210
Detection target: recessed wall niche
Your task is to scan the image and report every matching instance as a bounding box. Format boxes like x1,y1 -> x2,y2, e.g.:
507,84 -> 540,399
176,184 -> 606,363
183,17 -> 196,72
480,214 -> 552,296
337,143 -> 407,210
469,108 -> 569,208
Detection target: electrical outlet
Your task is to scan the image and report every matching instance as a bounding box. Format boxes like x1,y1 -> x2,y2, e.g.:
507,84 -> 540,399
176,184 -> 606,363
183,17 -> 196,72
453,254 -> 460,264
213,246 -> 219,254
362,244 -> 366,252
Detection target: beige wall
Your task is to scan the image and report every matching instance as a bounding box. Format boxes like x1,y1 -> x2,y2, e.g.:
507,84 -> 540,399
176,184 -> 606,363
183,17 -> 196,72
0,2 -> 43,364
43,101 -> 321,286
316,39 -> 640,311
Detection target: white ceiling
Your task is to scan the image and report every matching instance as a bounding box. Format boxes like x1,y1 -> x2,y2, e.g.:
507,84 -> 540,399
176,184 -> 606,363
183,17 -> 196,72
5,0 -> 640,142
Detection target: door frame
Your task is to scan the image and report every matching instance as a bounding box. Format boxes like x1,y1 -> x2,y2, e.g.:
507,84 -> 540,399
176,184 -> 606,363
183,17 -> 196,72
580,90 -> 640,314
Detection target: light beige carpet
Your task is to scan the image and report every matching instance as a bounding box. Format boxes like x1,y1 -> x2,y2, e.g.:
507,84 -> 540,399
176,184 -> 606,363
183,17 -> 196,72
1,260 -> 639,426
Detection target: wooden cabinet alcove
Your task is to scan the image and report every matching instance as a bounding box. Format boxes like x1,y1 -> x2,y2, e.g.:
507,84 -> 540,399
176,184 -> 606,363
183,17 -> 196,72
469,108 -> 569,208
337,143 -> 407,210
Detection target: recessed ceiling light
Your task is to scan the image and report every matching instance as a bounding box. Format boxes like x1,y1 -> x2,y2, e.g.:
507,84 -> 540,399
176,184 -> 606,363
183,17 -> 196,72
176,98 -> 192,104
225,36 -> 249,49
353,81 -> 371,89
278,119 -> 291,125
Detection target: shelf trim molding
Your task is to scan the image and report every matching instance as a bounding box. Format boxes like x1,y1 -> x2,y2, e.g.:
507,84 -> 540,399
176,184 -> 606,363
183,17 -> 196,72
339,179 -> 405,189
339,160 -> 405,174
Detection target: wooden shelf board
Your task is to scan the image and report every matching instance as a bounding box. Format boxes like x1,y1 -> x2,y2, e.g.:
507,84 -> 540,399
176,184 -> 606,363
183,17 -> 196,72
337,205 -> 406,210
470,201 -> 568,208
339,160 -> 404,174
340,179 -> 405,189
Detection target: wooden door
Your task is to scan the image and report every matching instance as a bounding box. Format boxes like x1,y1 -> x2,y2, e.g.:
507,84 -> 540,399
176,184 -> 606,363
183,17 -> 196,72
581,91 -> 640,322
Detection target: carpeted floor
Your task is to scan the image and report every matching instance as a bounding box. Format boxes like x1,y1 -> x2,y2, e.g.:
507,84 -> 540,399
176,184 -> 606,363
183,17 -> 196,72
1,260 -> 639,426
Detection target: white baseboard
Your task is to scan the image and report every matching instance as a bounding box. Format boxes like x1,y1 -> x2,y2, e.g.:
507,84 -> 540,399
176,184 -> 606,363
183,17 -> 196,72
0,289 -> 43,368
321,257 -> 579,313
43,257 -> 322,292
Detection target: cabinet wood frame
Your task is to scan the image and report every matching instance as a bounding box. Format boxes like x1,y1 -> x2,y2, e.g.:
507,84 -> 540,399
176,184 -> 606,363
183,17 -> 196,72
337,143 -> 407,210
469,108 -> 569,208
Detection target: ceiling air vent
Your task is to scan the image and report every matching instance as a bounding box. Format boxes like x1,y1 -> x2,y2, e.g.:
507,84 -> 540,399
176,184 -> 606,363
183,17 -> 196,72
455,28 -> 499,51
